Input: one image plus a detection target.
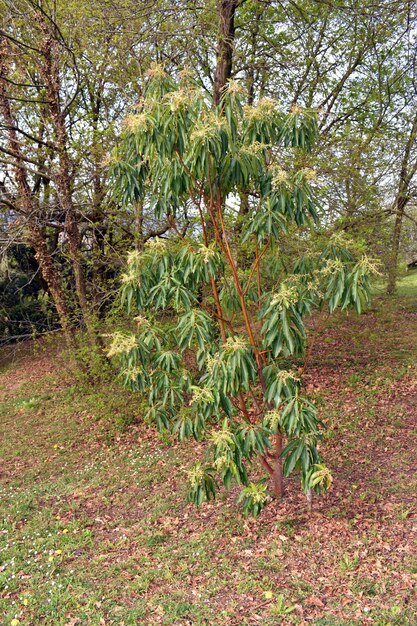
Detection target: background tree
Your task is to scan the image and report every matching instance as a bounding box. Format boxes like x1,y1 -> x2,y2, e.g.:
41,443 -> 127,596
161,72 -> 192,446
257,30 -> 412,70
0,0 -> 162,340
233,0 -> 417,282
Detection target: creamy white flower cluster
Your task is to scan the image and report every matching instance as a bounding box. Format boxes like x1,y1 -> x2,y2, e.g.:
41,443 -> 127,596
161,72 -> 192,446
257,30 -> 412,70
271,285 -> 298,307
106,332 -> 137,358
223,336 -> 248,352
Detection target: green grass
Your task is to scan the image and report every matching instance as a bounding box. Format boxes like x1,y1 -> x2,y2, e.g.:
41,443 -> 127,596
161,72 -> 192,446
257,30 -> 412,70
373,267 -> 417,299
1,293 -> 417,625
396,268 -> 417,298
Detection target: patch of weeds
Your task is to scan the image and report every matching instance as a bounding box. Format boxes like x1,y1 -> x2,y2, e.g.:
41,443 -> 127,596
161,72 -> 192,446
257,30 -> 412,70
114,411 -> 138,432
15,394 -> 51,411
145,533 -> 171,547
129,572 -> 155,593
314,618 -> 356,625
275,518 -> 297,537
252,556 -> 282,574
371,604 -> 416,626
270,593 -> 296,617
235,574 -> 260,595
339,553 -> 360,572
350,576 -> 381,597
157,597 -> 199,624
157,430 -> 174,446
396,505 -> 414,520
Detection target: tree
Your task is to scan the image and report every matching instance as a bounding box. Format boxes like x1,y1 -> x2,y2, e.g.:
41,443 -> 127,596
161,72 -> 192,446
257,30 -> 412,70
233,0 -> 417,281
0,36 -> 74,342
213,0 -> 239,104
386,107 -> 417,294
0,0 -> 165,340
108,71 -> 375,515
0,0 -> 218,339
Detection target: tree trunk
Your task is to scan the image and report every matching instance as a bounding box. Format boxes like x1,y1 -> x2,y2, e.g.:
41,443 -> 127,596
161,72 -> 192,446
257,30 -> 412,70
213,0 -> 238,105
29,224 -> 74,344
271,432 -> 284,497
0,42 -> 73,346
209,1 -> 239,250
387,110 -> 417,294
387,196 -> 407,295
37,15 -> 95,340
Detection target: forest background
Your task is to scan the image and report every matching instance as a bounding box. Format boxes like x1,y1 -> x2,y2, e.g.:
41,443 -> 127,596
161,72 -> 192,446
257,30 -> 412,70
1,0 -> 417,343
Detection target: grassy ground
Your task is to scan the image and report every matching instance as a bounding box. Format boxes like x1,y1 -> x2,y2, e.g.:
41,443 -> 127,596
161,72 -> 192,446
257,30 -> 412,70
1,274 -> 416,626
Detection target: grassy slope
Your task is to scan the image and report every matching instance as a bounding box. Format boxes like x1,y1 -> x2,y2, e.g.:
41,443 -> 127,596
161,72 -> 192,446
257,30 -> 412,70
1,273 -> 416,626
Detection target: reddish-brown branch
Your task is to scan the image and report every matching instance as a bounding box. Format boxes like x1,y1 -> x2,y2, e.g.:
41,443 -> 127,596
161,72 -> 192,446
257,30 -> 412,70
242,238 -> 270,297
255,238 -> 262,301
215,198 -> 257,345
260,455 -> 274,475
271,432 -> 284,497
238,393 -> 252,422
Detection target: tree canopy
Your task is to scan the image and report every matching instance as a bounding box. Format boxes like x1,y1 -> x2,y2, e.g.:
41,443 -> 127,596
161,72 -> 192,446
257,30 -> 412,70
107,73 -> 377,513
